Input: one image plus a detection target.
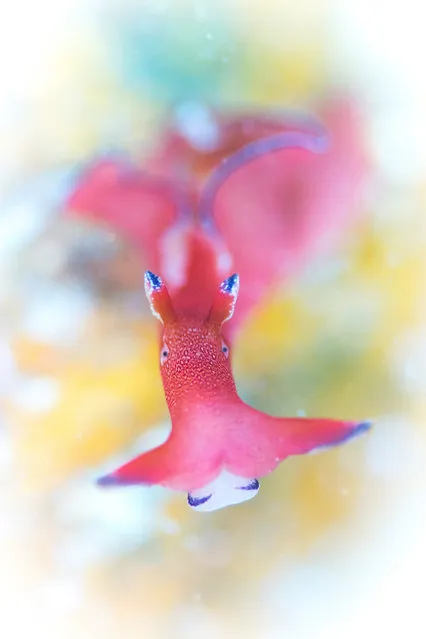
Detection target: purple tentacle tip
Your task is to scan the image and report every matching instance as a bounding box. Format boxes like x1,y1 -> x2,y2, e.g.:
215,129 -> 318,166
310,420 -> 373,456
96,473 -> 121,488
351,420 -> 373,438
341,420 -> 373,446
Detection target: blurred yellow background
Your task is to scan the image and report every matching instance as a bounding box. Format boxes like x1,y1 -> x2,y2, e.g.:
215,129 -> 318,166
0,1 -> 425,638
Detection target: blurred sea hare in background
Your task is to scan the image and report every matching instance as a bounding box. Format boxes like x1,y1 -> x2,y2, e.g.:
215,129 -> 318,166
68,98 -> 368,338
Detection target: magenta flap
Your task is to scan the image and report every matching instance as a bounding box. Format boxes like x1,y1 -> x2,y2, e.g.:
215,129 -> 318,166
67,159 -> 185,272
197,100 -> 368,339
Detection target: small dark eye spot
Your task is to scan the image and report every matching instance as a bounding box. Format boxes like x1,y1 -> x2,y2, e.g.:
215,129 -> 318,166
160,343 -> 169,365
221,340 -> 229,357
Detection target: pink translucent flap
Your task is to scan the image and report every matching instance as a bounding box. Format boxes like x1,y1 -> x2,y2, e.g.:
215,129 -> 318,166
66,100 -> 368,338
97,411 -> 372,492
196,100 -> 368,339
146,104 -> 325,182
66,159 -> 187,273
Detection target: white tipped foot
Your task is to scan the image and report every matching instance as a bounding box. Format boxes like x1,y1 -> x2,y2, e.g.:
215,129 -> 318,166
187,470 -> 259,512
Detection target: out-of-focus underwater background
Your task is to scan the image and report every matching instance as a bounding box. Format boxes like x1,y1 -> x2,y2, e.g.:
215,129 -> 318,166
1,1 -> 425,637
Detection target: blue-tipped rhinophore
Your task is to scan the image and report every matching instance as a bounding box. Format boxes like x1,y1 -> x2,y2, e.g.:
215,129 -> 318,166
220,273 -> 239,295
145,270 -> 162,291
